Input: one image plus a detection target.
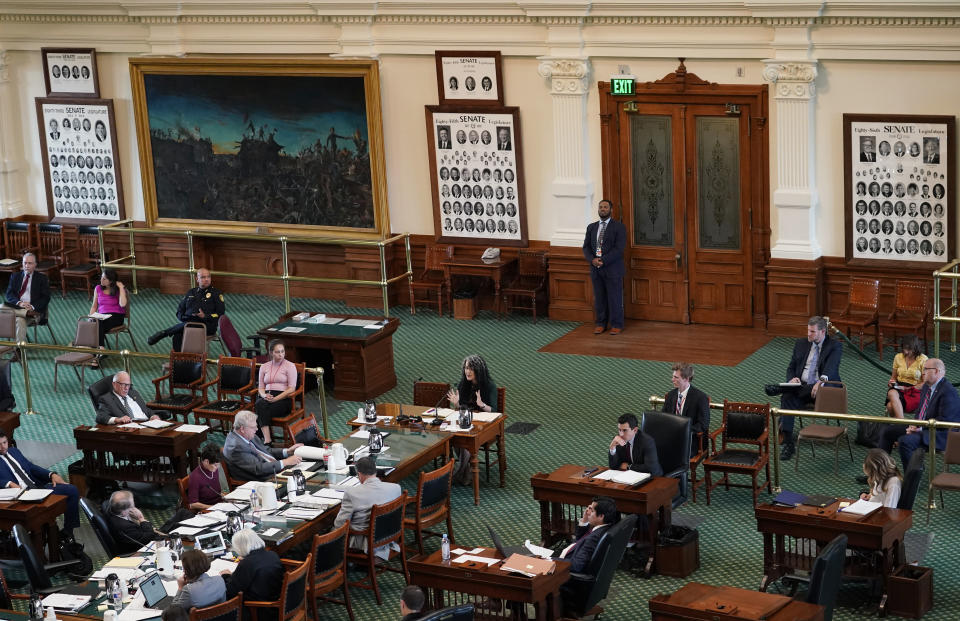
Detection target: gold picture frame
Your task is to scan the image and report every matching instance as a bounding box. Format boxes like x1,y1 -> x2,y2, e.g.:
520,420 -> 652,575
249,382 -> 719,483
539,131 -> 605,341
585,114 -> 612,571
129,56 -> 390,238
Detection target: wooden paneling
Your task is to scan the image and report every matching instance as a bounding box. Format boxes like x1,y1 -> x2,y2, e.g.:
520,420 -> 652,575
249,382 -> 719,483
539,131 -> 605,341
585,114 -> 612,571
764,257 -> 824,337
546,245 -> 594,322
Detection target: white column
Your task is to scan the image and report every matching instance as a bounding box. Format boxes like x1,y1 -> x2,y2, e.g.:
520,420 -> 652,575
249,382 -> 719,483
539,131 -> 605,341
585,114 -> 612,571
537,57 -> 593,246
0,51 -> 26,218
763,60 -> 820,259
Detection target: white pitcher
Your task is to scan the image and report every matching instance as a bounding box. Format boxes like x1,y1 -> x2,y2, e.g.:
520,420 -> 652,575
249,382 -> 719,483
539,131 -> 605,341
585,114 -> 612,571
328,443 -> 348,471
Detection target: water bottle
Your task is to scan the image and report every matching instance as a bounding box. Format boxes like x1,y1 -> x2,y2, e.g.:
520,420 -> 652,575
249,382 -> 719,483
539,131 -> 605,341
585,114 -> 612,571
441,533 -> 450,561
106,574 -> 122,612
249,487 -> 261,525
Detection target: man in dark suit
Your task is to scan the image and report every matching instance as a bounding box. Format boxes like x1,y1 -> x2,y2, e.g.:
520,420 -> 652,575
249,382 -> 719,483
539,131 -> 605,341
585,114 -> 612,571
662,362 -> 711,453
105,490 -> 163,554
496,127 -> 512,151
582,199 -> 626,335
860,136 -> 876,162
222,410 -> 302,482
3,253 -> 51,358
559,496 -> 618,572
765,316 -> 842,460
0,430 -> 80,536
95,371 -> 168,424
608,413 -> 663,476
879,358 -> 960,468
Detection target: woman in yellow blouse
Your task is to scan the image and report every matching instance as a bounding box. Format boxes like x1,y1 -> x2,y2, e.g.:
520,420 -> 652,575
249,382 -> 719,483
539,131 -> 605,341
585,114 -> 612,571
885,335 -> 927,419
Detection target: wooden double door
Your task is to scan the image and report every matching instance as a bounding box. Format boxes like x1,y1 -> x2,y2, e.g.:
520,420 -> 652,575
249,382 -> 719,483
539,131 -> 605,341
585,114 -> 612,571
600,66 -> 769,327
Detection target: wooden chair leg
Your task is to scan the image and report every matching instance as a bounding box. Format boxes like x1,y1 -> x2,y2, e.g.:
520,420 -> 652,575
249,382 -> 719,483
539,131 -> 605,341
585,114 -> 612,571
368,553 -> 381,605
343,581 -> 355,621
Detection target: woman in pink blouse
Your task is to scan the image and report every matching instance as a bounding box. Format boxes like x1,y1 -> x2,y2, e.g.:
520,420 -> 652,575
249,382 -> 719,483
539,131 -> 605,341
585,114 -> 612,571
255,340 -> 298,444
88,269 -> 127,349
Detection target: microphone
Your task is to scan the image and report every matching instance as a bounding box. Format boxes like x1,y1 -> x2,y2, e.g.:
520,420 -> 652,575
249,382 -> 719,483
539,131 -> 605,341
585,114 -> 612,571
428,387 -> 450,426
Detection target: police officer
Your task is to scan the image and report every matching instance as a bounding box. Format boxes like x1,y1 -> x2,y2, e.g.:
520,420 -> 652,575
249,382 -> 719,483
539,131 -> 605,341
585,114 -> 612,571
147,268 -> 225,350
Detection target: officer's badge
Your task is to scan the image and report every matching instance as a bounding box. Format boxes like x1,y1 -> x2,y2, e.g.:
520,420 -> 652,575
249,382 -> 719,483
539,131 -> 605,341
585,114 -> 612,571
205,292 -> 211,298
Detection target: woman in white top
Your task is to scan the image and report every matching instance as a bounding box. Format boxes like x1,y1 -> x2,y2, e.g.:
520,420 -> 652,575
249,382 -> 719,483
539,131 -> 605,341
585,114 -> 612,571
860,448 -> 902,508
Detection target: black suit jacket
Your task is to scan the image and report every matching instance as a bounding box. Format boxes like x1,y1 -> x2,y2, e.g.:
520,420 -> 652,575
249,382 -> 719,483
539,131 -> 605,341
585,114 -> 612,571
663,385 -> 711,451
225,548 -> 284,620
914,379 -> 960,451
582,219 -> 627,277
608,431 -> 662,476
95,389 -> 166,424
107,512 -> 158,554
4,271 -> 50,314
566,523 -> 607,574
786,335 -> 842,384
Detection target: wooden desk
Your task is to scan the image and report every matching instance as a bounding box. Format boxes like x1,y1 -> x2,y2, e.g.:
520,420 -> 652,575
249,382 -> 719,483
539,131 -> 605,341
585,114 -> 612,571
0,493 -> 67,562
73,424 -> 209,486
441,256 -> 516,314
348,404 -> 507,505
531,465 -> 677,576
755,501 -> 912,613
650,582 -> 824,620
0,411 -> 19,441
409,547 -> 570,621
257,312 -> 399,401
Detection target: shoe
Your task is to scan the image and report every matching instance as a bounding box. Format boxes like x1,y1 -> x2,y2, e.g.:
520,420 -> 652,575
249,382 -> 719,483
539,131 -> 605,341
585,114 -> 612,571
147,331 -> 165,346
855,475 -> 868,485
609,328 -> 622,335
764,384 -> 783,397
780,443 -> 795,461
593,326 -> 605,334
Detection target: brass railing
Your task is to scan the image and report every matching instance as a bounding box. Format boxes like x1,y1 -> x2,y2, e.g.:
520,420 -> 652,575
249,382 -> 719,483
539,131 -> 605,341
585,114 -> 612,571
7,340 -> 331,438
648,396 -> 959,511
98,220 -> 413,318
932,258 -> 960,358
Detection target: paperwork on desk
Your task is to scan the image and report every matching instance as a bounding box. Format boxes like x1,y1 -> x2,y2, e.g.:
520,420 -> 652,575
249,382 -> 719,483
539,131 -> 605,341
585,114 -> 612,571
340,318 -> 375,327
452,555 -> 500,566
277,326 -> 307,333
207,558 -> 238,576
171,525 -> 205,536
350,428 -> 391,440
207,502 -> 245,513
174,424 -> 209,433
0,488 -> 21,501
0,258 -> 18,265
524,541 -> 555,559
840,498 -> 882,516
472,412 -> 502,423
351,415 -> 393,425
313,488 -> 346,500
18,488 -> 53,502
592,469 -> 650,486
451,547 -> 485,555
141,419 -> 173,429
294,445 -> 328,460
117,422 -> 145,429
331,476 -> 360,489
179,513 -> 224,528
500,553 -> 556,576
104,556 -> 149,569
224,481 -> 262,501
41,593 -> 91,612
440,422 -> 473,432
278,469 -> 317,481
282,506 -> 324,520
92,566 -> 144,583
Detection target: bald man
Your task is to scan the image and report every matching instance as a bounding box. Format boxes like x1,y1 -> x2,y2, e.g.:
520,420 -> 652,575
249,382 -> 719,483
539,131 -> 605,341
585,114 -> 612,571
148,268 -> 224,350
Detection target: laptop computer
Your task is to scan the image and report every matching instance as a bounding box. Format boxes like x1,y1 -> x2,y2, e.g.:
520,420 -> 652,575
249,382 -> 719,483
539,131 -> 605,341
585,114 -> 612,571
139,571 -> 174,611
195,531 -> 227,556
487,525 -> 528,557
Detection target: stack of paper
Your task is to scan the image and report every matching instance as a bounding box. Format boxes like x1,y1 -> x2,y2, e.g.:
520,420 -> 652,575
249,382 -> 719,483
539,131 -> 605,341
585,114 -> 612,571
0,488 -> 21,501
452,555 -> 500,566
207,558 -> 238,576
41,593 -> 91,612
593,469 -> 651,486
313,488 -> 346,500
117,422 -> 145,429
351,415 -> 393,425
104,556 -> 149,569
141,419 -> 173,429
207,502 -> 245,512
174,424 -> 210,433
524,540 -> 554,559
282,506 -> 324,520
840,499 -> 882,516
91,566 -> 144,584
19,489 -> 54,502
472,412 -> 501,423
179,514 -> 223,528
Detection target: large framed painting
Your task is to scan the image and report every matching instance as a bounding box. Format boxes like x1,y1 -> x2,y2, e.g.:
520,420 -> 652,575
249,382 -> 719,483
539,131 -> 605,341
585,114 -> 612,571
425,105 -> 528,246
843,113 -> 954,267
129,57 -> 390,238
35,97 -> 125,224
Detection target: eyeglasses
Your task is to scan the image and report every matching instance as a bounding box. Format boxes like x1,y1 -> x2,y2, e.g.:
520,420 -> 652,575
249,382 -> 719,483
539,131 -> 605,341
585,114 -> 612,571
923,367 -> 938,372
114,382 -> 132,388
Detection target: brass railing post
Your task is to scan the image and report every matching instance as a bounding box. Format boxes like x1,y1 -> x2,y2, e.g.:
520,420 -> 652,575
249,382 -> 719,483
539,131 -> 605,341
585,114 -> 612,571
935,267 -> 941,358
311,367 -> 328,439
379,241 -> 389,317
19,342 -> 35,416
186,230 -> 195,278
953,264 -> 958,352
771,409 -> 781,492
128,222 -> 138,294
281,237 -> 290,314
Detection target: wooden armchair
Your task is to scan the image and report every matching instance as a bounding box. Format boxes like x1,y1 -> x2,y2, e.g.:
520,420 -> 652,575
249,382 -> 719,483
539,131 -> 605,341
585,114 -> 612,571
409,245 -> 453,315
286,415 -> 327,447
246,556 -> 311,621
60,225 -> 102,298
346,492 -> 409,604
107,300 -> 137,351
701,401 -> 771,506
308,523 -> 354,621
832,277 -> 880,357
147,351 -> 207,422
502,249 -> 548,321
194,356 -> 257,431
403,459 -> 455,555
35,223 -> 67,292
412,381 -> 450,409
880,280 -> 930,355
0,221 -> 37,278
219,450 -> 246,490
189,593 -> 243,621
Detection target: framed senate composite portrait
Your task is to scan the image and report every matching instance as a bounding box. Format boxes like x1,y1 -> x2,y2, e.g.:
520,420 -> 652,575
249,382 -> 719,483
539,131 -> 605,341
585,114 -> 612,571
843,114 -> 955,267
41,48 -> 100,98
435,51 -> 504,107
35,97 -> 125,224
425,106 -> 528,247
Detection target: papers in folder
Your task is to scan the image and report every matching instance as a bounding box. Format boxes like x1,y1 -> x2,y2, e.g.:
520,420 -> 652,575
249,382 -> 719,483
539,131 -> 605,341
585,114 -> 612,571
0,487 -> 21,501
141,419 -> 173,429
840,498 -> 882,516
41,593 -> 91,612
593,469 -> 650,485
207,558 -> 238,576
174,424 -> 209,433
18,488 -> 53,502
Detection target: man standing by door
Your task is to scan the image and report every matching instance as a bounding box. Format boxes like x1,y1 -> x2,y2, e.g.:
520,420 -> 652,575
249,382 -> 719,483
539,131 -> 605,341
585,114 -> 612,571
582,199 -> 626,335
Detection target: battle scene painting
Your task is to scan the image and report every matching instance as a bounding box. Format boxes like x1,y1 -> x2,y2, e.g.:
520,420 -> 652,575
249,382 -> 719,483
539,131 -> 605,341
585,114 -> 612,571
130,59 -> 388,236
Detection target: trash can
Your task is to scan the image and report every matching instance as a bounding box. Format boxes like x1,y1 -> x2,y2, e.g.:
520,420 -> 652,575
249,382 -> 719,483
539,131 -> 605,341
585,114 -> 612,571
656,525 -> 700,577
887,565 -> 933,618
453,288 -> 477,320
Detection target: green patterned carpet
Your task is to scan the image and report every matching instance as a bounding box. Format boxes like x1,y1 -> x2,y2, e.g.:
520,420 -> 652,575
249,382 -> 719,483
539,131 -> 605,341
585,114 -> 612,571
7,286 -> 960,620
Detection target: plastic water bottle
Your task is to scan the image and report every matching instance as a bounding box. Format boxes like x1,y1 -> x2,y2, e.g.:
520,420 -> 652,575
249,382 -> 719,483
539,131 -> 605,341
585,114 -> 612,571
249,488 -> 261,525
107,574 -> 123,612
441,534 -> 451,561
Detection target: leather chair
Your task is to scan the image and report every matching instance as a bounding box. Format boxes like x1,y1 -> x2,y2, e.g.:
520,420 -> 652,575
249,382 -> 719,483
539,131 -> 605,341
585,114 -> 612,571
701,401 -> 771,506
177,475 -> 191,510
795,381 -> 853,474
409,245 -> 453,315
246,556 -> 311,621
60,225 -> 102,299
403,459 -> 455,555
417,605 -> 475,621
79,497 -> 120,558
880,280 -> 929,355
219,449 -> 246,490
641,411 -> 691,508
832,277 -> 881,356
560,513 -> 638,619
12,524 -> 84,593
413,381 -> 450,409
501,249 -> 547,322
805,534 -> 847,621
189,593 -> 243,621
928,431 -> 960,523
53,316 -> 103,391
194,356 -> 257,431
147,351 -> 207,422
87,374 -> 115,411
0,569 -> 29,608
287,415 -> 327,447
346,492 -> 409,605
308,522 -> 354,621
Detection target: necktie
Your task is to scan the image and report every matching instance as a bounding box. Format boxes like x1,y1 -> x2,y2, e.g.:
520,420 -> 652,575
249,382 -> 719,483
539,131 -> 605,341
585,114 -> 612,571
18,274 -> 29,298
806,343 -> 820,384
254,442 -> 277,463
117,395 -> 132,418
597,221 -> 607,257
3,454 -> 34,488
676,394 -> 684,415
917,388 -> 933,421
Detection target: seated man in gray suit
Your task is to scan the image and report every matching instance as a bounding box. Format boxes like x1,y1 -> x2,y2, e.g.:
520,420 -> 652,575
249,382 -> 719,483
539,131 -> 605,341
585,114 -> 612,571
334,455 -> 402,559
96,371 -> 169,424
222,410 -> 302,481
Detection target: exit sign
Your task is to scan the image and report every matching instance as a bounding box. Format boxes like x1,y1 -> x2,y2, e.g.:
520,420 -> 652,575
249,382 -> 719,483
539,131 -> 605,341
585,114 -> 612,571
610,76 -> 635,95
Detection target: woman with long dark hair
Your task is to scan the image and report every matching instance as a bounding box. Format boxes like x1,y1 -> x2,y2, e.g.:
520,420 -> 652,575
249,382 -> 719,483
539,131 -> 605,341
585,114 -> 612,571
89,269 -> 127,349
447,354 -> 496,413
